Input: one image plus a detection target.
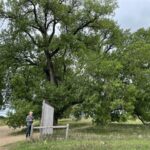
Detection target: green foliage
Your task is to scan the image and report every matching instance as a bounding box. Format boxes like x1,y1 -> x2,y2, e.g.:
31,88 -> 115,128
0,0 -> 150,127
7,100 -> 39,128
0,0 -> 122,127
118,28 -> 150,123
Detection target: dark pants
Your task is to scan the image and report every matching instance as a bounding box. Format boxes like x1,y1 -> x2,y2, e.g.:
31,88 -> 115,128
26,124 -> 32,138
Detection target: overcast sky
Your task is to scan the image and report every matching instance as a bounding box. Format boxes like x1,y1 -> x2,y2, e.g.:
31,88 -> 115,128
115,0 -> 150,31
1,0 -> 150,32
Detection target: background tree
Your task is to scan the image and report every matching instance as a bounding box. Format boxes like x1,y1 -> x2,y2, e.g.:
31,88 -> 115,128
75,28 -> 150,124
120,28 -> 150,124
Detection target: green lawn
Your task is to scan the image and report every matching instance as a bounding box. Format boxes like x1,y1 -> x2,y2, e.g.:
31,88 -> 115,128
8,139 -> 150,150
6,119 -> 150,150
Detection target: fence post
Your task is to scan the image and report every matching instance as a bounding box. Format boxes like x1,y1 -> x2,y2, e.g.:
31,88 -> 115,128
30,124 -> 34,139
65,124 -> 69,139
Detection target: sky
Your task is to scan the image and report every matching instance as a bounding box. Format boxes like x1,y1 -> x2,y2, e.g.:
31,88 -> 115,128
1,0 -> 150,32
115,0 -> 150,31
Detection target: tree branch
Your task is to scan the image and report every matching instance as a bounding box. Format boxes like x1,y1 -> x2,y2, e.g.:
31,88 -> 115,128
14,56 -> 38,66
46,19 -> 55,30
105,44 -> 113,53
48,19 -> 57,44
73,16 -> 98,35
50,48 -> 60,57
24,58 -> 38,66
29,0 -> 45,34
44,9 -> 48,30
60,100 -> 83,114
24,30 -> 38,46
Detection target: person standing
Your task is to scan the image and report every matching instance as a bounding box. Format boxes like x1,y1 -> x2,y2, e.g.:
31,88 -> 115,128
26,111 -> 34,139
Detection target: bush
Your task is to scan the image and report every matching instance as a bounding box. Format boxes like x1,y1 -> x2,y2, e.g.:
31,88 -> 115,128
7,100 -> 39,128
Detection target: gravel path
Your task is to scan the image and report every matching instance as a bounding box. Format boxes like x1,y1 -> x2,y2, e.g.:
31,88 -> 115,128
0,126 -> 25,150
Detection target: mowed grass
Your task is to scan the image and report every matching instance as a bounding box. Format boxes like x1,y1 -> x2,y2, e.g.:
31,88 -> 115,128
6,119 -> 150,150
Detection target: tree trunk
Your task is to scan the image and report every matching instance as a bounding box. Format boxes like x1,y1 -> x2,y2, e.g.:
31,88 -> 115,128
54,115 -> 59,125
44,50 -> 59,124
137,115 -> 146,125
44,50 -> 58,86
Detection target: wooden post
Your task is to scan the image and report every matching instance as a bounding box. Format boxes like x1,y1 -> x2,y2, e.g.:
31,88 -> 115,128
65,124 -> 69,139
40,100 -> 54,136
30,124 -> 34,139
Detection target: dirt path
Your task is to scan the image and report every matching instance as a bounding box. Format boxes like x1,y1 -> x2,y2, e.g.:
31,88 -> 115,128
0,126 -> 25,150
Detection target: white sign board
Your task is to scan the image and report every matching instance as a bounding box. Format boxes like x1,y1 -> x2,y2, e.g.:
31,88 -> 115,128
40,100 -> 54,135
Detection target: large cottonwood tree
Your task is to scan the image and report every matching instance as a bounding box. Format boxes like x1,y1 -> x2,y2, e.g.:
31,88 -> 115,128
0,0 -> 124,126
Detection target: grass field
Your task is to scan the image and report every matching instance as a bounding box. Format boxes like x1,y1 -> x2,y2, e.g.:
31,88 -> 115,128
5,119 -> 150,150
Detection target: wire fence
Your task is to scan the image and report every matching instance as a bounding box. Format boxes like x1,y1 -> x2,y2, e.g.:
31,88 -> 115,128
31,124 -> 69,140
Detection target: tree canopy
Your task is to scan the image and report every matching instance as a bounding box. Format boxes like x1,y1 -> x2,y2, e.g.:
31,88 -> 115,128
0,0 -> 149,127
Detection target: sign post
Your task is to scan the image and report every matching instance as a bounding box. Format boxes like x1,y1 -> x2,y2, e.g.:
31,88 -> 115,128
40,100 -> 54,136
